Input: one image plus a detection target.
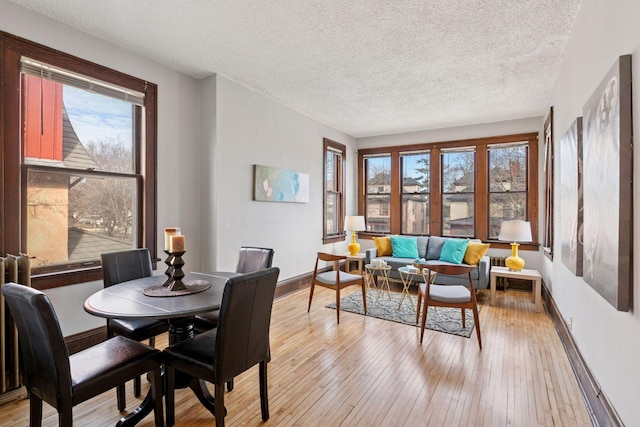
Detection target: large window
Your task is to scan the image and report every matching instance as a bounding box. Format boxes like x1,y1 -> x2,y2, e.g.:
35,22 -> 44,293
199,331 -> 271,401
401,151 -> 430,234
488,143 -> 529,238
1,32 -> 157,289
364,154 -> 391,233
323,139 -> 346,243
441,147 -> 475,237
358,133 -> 538,246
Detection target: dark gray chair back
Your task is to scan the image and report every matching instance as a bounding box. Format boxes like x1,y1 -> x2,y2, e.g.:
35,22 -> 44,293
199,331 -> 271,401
235,247 -> 274,274
2,283 -> 71,409
101,248 -> 153,287
215,267 -> 279,382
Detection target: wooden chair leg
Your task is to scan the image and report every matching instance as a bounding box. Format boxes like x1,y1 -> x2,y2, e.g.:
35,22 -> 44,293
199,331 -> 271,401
150,367 -> 164,427
419,298 -> 429,343
134,376 -> 142,397
473,306 -> 482,349
259,360 -> 270,421
215,383 -> 226,427
58,407 -> 73,427
226,379 -> 234,392
166,367 -> 176,427
461,308 -> 466,328
116,383 -> 126,411
361,281 -> 367,315
307,283 -> 315,312
29,394 -> 43,427
416,289 -> 423,324
336,287 -> 341,324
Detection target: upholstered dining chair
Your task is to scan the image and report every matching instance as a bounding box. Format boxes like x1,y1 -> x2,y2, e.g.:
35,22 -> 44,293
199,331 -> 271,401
416,261 -> 482,349
163,267 -> 280,427
1,283 -> 164,427
308,252 -> 367,324
194,246 -> 274,333
101,248 -> 170,410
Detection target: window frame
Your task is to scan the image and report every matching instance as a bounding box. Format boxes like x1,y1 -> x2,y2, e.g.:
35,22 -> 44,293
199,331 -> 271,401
357,132 -> 539,249
322,138 -> 346,244
1,31 -> 157,289
542,107 -> 554,259
400,150 -> 430,235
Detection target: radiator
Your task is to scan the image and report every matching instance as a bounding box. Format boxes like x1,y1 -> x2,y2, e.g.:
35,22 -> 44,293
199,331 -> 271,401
1,254 -> 31,393
490,256 -> 509,289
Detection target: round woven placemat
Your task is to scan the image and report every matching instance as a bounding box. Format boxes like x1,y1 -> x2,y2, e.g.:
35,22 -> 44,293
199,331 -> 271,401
143,279 -> 210,297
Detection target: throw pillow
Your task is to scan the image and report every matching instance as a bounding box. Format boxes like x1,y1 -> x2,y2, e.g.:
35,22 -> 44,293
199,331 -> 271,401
426,236 -> 447,260
463,241 -> 490,265
439,239 -> 470,264
373,237 -> 393,256
390,236 -> 419,258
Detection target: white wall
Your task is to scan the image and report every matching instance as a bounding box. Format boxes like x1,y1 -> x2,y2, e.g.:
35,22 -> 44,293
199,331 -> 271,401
547,0 -> 640,424
0,1 -> 201,336
198,75 -> 356,279
356,117 -> 545,272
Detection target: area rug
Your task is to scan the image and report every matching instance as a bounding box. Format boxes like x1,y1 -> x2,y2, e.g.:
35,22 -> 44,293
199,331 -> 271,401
325,289 -> 476,338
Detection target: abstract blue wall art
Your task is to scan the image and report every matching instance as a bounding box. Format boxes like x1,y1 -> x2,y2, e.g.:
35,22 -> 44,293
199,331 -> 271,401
253,164 -> 310,203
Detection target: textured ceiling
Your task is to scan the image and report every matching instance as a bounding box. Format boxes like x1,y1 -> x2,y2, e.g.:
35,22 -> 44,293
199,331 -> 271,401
9,0 -> 582,138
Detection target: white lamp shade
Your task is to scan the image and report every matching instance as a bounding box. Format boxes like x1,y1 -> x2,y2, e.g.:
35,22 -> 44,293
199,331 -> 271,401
498,220 -> 532,242
344,215 -> 366,232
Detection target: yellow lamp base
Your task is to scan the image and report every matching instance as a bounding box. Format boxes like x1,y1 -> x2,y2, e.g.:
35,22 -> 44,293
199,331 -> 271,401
505,242 -> 525,271
347,231 -> 361,256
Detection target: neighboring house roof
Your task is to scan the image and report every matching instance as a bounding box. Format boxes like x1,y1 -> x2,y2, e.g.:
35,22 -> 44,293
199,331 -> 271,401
68,228 -> 130,261
62,106 -> 99,170
447,217 -> 474,226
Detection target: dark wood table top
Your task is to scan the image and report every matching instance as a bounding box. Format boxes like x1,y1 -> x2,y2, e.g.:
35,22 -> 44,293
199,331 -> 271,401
84,271 -> 237,320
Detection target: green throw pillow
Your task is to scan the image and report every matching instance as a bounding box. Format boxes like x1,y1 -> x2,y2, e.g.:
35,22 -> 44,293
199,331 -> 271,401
390,236 -> 419,258
439,239 -> 470,264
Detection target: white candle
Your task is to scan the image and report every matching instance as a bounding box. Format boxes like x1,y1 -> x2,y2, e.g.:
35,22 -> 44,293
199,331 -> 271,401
164,227 -> 181,251
170,234 -> 185,253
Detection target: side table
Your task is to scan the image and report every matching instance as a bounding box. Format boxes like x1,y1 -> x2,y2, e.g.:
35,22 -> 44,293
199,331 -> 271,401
364,264 -> 392,303
345,253 -> 365,275
397,266 -> 433,310
490,266 -> 542,312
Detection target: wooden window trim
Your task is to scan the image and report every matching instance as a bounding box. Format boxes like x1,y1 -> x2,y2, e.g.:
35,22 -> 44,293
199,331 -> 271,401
322,138 -> 346,244
0,31 -> 157,289
357,132 -> 539,250
542,107 -> 554,259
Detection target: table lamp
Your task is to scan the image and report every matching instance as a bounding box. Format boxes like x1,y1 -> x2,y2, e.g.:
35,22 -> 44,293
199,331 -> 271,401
344,216 -> 366,256
498,220 -> 532,271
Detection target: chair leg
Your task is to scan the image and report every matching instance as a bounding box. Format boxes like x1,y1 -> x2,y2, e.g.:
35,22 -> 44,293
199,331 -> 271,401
29,394 -> 43,427
416,289 -> 422,324
461,308 -> 466,328
116,383 -> 126,411
215,383 -> 226,427
58,407 -> 73,427
134,376 -> 142,397
473,306 -> 482,350
307,283 -> 315,312
226,378 -> 234,392
166,367 -> 175,427
419,299 -> 429,343
336,288 -> 341,324
360,281 -> 367,315
150,367 -> 164,427
259,360 -> 270,421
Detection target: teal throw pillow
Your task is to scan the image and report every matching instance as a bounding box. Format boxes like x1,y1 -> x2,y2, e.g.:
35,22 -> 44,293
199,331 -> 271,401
390,236 -> 419,258
439,239 -> 470,264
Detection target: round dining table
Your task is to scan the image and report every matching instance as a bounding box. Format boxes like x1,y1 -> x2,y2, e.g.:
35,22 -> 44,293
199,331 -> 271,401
84,271 -> 238,427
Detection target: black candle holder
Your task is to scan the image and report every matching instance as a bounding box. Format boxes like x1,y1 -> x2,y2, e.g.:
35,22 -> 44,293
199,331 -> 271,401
162,250 -> 175,286
168,250 -> 187,291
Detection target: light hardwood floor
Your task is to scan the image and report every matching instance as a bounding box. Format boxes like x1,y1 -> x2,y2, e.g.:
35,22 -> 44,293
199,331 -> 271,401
0,287 -> 593,427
